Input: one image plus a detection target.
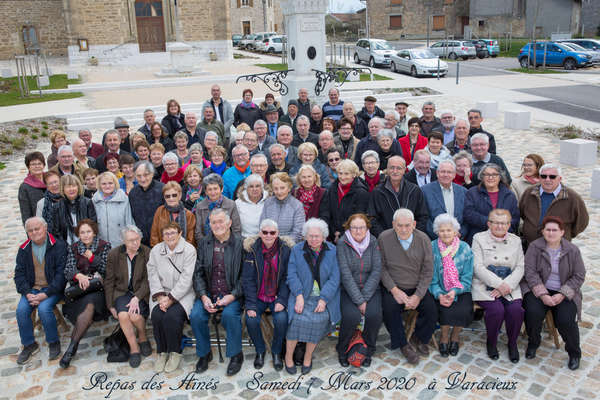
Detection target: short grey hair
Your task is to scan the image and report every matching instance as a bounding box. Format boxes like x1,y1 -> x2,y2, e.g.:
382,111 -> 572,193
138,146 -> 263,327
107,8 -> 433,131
244,173 -> 265,190
368,117 -> 384,128
253,119 -> 267,129
539,163 -> 562,177
134,160 -> 155,175
437,159 -> 456,171
296,115 -> 310,125
57,144 -> 73,156
71,137 -> 85,147
439,110 -> 453,118
189,143 -> 203,154
104,129 -> 119,139
121,225 -> 142,241
393,208 -> 414,222
319,130 -> 333,139
377,129 -> 395,141
162,152 -> 179,165
202,104 -> 214,114
453,150 -> 473,166
209,208 -> 231,223
277,124 -> 293,136
114,116 -> 129,127
361,150 -> 380,163
302,218 -> 329,240
471,133 -> 489,144
432,213 -> 461,234
205,131 -> 219,140
25,216 -> 47,230
173,131 -> 188,142
269,143 -> 285,154
143,108 -> 155,115
385,110 -> 400,120
259,219 -> 279,231
478,163 -> 509,186
422,101 -> 436,109
203,173 -> 224,190
455,119 -> 469,129
78,129 -> 91,136
250,153 -> 268,164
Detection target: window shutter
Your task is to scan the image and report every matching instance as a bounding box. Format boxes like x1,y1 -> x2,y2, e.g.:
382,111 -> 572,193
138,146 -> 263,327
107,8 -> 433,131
237,0 -> 241,8
249,0 -> 253,7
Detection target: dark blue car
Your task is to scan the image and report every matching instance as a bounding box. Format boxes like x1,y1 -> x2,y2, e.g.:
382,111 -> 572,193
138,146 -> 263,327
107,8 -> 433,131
518,41 -> 592,70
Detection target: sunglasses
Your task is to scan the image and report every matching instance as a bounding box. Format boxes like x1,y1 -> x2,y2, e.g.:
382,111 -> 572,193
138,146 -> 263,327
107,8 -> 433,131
328,157 -> 340,162
540,174 -> 558,180
261,230 -> 277,236
164,193 -> 179,199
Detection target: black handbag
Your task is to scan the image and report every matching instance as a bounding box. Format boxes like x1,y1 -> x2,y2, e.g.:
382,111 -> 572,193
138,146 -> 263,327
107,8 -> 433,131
486,265 -> 512,291
64,277 -> 103,301
103,325 -> 130,362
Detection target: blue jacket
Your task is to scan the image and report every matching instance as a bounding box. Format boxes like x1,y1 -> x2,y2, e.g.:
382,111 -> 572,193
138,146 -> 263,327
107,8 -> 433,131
286,241 -> 341,325
429,239 -> 473,301
14,233 -> 67,297
463,184 -> 519,244
422,182 -> 468,239
222,166 -> 251,199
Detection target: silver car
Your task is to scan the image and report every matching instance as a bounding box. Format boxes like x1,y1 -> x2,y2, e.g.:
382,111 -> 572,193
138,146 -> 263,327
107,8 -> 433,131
558,41 -> 600,65
429,40 -> 476,60
354,38 -> 396,67
390,49 -> 448,77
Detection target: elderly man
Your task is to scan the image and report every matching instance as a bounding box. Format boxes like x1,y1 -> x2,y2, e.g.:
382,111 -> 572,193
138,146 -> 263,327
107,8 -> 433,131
470,133 -> 510,186
203,84 -> 234,134
422,160 -> 468,239
309,104 -> 324,133
263,104 -> 283,139
15,217 -> 67,364
72,138 -> 94,170
334,117 -> 360,160
254,120 -> 276,152
242,131 -> 260,157
341,102 -> 368,139
267,144 -> 292,175
395,101 -> 410,137
292,115 -> 319,147
354,117 -> 385,170
50,145 -> 83,181
296,88 -> 311,117
357,95 -> 385,125
276,125 -> 299,167
519,163 -> 588,245
280,100 -> 300,135
439,111 -> 456,145
405,149 -> 438,188
222,145 -> 251,199
197,106 -> 226,147
419,101 -> 442,138
114,117 -> 132,153
318,130 -> 336,164
177,112 -> 206,146
468,109 -> 496,154
378,208 -> 437,365
95,129 -> 131,173
368,156 -> 429,237
322,87 -> 344,121
128,161 -> 164,246
190,208 -> 244,375
138,109 -> 157,141
384,110 -> 403,139
79,129 -> 104,159
447,119 -> 471,155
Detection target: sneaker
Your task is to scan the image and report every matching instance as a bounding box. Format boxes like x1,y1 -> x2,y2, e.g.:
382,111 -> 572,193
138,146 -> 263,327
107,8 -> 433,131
155,352 -> 168,372
17,343 -> 39,365
48,341 -> 61,361
400,344 -> 419,365
164,352 -> 182,373
139,341 -> 152,357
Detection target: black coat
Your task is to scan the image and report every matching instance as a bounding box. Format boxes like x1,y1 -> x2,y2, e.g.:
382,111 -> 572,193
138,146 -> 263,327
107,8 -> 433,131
94,150 -> 132,173
356,106 -> 385,126
351,116 -> 369,140
161,114 -> 186,138
469,126 -> 496,154
50,196 -> 97,243
18,182 -> 45,226
292,132 -> 319,148
128,180 -> 164,246
234,104 -> 262,128
319,178 -> 370,241
404,168 -> 438,187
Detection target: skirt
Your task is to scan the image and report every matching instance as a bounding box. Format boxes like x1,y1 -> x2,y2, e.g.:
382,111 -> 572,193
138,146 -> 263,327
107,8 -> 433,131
437,292 -> 473,327
114,292 -> 150,319
286,296 -> 331,343
62,290 -> 108,325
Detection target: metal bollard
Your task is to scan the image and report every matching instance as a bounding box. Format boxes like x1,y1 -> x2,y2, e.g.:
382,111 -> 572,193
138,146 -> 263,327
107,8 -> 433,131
456,62 -> 460,85
437,58 -> 440,80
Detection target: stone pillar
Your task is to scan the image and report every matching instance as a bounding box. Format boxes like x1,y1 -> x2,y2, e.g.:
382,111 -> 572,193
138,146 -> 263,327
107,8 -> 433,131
280,0 -> 328,107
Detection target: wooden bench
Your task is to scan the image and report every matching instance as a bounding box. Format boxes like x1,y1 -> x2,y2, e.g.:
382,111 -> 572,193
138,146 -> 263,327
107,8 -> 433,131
31,301 -> 69,333
405,310 -> 438,347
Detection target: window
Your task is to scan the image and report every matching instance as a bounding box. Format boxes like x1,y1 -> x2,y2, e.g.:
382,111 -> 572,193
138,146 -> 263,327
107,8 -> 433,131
432,16 -> 445,31
268,0 -> 272,6
478,20 -> 485,27
390,0 -> 402,5
444,0 -> 453,4
238,0 -> 252,7
390,15 -> 402,29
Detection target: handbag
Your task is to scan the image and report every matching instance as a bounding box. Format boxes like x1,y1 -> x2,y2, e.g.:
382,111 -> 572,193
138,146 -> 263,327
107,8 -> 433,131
64,276 -> 103,302
346,329 -> 368,367
104,325 -> 130,362
485,265 -> 512,291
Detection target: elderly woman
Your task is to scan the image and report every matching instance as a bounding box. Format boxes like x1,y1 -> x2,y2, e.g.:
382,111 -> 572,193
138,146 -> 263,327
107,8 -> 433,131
376,129 -> 403,171
472,209 -> 525,363
150,181 -> 196,246
234,89 -> 262,128
51,175 -> 97,244
293,165 -> 326,219
236,174 -> 269,238
360,150 -> 383,192
341,102 -> 368,139
319,160 -> 370,243
104,225 -> 152,368
398,117 -> 428,165
194,173 -> 241,242
160,152 -> 185,185
147,221 -> 196,373
149,122 -> 175,152
285,218 -> 341,375
242,219 -> 294,370
203,131 -> 220,162
464,164 -> 519,244
521,216 -> 585,370
185,143 -> 209,171
260,173 -> 305,243
19,152 -> 47,226
92,172 -> 135,247
322,117 -> 337,134
453,151 -> 474,189
104,152 -> 122,178
259,92 -> 284,119
149,143 -> 165,180
203,145 -> 228,176
182,165 -> 204,212
429,214 -> 473,357
118,154 -> 138,194
36,171 -> 62,221
171,131 -> 190,167
60,219 -> 111,368
511,154 -> 545,204
289,142 -> 331,189
161,99 -> 185,138
47,130 -> 68,169
336,214 -> 382,367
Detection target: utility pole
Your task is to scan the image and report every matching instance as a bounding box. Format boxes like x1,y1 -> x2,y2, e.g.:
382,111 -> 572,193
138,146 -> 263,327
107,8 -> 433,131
262,0 -> 268,32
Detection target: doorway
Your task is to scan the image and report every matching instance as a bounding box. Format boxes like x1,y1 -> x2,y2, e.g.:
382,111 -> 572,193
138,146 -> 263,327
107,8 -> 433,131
135,0 -> 166,52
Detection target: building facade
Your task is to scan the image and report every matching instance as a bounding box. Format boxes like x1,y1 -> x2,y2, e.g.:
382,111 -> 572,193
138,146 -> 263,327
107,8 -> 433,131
230,0 -> 284,35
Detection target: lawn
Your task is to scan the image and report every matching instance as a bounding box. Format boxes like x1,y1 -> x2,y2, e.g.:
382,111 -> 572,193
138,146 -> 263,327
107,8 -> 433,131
0,74 -> 83,107
507,67 -> 565,74
255,63 -> 392,81
498,39 -> 530,58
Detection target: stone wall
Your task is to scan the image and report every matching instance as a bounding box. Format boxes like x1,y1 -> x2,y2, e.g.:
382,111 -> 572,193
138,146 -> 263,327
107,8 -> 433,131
230,0 -> 283,34
582,0 -> 600,36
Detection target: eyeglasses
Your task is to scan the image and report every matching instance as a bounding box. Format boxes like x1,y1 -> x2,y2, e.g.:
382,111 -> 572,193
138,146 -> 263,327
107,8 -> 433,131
328,157 -> 340,162
163,231 -> 179,237
261,230 -> 277,236
482,173 -> 499,178
540,174 -> 558,180
349,226 -> 367,231
164,193 -> 179,199
363,161 -> 378,166
522,163 -> 535,168
388,166 -> 405,171
489,221 -> 510,226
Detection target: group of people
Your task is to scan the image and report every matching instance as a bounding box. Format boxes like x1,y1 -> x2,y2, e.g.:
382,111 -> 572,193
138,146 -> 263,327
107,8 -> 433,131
15,86 -> 589,376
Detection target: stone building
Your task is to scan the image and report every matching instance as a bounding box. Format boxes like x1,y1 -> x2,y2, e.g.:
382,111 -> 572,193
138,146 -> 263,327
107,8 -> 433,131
230,0 -> 284,35
0,0 -> 232,65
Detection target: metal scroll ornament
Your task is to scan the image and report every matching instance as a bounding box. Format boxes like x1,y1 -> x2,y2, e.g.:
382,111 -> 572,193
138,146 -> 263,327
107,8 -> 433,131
235,70 -> 294,96
312,67 -> 372,96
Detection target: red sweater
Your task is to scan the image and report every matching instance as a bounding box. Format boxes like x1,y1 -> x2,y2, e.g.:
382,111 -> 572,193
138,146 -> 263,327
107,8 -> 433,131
398,134 -> 428,165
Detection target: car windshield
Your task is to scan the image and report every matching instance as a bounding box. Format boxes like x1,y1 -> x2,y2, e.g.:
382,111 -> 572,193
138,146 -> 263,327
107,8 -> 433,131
373,41 -> 392,50
410,50 -> 436,59
563,43 -> 586,52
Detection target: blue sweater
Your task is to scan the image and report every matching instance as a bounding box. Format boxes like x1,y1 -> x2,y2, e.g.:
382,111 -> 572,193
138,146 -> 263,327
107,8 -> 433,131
429,239 -> 473,301
222,166 -> 251,199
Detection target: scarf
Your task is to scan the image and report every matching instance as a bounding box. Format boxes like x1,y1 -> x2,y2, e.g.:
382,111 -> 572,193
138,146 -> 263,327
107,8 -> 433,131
210,161 -> 227,176
261,240 -> 279,299
337,181 -> 353,205
453,171 -> 472,187
297,186 -> 317,217
345,230 -> 370,258
203,157 -> 211,168
161,168 -> 185,184
185,186 -> 203,213
364,171 -> 380,192
523,175 -> 540,185
488,229 -> 509,243
204,196 -> 224,235
24,174 -> 46,189
42,191 -> 62,223
241,100 -> 256,108
438,236 -> 464,292
234,160 -> 250,174
165,201 -> 187,239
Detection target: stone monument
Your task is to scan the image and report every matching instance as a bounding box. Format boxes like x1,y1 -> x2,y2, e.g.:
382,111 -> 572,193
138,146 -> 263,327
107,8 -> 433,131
280,0 -> 328,106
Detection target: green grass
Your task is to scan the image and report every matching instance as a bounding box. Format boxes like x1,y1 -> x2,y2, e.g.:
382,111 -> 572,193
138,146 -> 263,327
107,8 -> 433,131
0,162 -> 5,170
257,63 -> 391,81
498,39 -> 530,58
256,63 -> 289,71
507,67 -> 565,74
0,74 -> 83,107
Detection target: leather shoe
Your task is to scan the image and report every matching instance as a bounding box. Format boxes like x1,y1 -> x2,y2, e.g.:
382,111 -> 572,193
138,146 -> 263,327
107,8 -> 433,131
508,345 -> 519,363
226,352 -> 244,376
525,345 -> 537,359
438,342 -> 449,358
254,352 -> 265,369
362,356 -> 372,367
301,362 -> 312,375
401,343 -> 420,364
409,336 -> 430,356
568,356 -> 580,370
486,342 -> 499,360
195,351 -> 212,373
272,353 -> 283,371
449,341 -> 459,356
285,362 -> 297,375
338,353 -> 349,367
59,342 -> 78,369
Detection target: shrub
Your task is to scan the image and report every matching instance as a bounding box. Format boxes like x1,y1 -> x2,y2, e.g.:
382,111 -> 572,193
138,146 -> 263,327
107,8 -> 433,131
18,127 -> 28,134
31,134 -> 38,140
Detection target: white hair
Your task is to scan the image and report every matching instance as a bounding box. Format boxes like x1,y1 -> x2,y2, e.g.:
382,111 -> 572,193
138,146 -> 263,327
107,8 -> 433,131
471,133 -> 489,144
385,110 -> 400,120
209,208 -> 231,223
25,216 -> 47,230
439,110 -> 453,117
205,131 -> 219,140
368,117 -> 384,128
244,173 -> 265,190
259,219 -> 279,231
253,119 -> 267,129
302,218 -> 329,240
121,225 -> 142,241
377,129 -> 395,141
269,143 -> 285,154
393,208 -> 414,222
539,163 -> 562,177
277,125 -> 293,136
57,145 -> 73,156
162,152 -> 179,165
437,159 -> 456,171
319,130 -> 333,139
250,153 -> 268,164
361,150 -> 380,163
432,213 -> 461,234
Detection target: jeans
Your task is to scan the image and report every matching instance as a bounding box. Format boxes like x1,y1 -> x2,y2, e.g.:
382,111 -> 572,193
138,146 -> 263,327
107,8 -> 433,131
245,300 -> 288,355
190,299 -> 242,358
16,288 -> 62,346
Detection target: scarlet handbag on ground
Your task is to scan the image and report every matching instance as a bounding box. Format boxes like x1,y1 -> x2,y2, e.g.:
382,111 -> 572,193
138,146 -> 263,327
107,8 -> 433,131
346,329 -> 368,367
64,277 -> 103,302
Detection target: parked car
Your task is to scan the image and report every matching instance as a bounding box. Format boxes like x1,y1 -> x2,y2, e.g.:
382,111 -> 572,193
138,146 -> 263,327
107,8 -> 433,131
263,35 -> 286,54
390,49 -> 448,77
480,39 -> 500,57
428,40 -> 476,60
232,34 -> 243,47
518,41 -> 592,70
240,34 -> 257,49
558,38 -> 600,52
468,40 -> 489,59
252,32 -> 277,51
354,38 -> 396,67
557,40 -> 600,64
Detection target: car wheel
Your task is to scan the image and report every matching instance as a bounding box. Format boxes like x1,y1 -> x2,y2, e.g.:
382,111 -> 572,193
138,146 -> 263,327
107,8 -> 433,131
477,53 -> 485,59
563,58 -> 576,70
448,52 -> 457,60
268,47 -> 274,54
519,57 -> 529,68
462,56 -> 469,60
354,53 -> 360,64
391,62 -> 396,72
491,54 -> 498,58
369,57 -> 376,68
411,66 -> 418,77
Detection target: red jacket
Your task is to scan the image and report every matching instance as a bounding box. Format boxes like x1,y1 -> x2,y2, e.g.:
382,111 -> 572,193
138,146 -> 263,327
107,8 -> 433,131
398,134 -> 428,165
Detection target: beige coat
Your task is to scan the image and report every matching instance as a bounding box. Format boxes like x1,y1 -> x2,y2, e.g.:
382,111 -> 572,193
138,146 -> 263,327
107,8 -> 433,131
510,176 -> 534,205
471,230 -> 524,302
147,237 -> 196,317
